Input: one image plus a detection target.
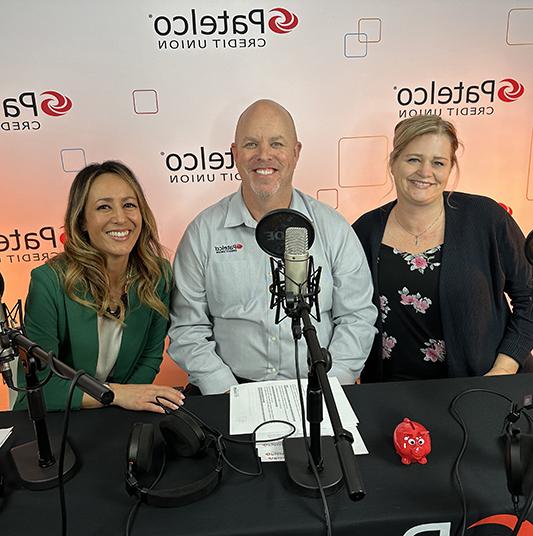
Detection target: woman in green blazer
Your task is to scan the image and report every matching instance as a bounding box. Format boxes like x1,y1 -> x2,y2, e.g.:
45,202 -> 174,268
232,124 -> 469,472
14,161 -> 184,412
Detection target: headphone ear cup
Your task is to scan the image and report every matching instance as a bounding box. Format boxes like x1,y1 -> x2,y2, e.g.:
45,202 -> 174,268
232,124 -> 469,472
505,427 -> 523,496
128,423 -> 156,475
159,412 -> 208,457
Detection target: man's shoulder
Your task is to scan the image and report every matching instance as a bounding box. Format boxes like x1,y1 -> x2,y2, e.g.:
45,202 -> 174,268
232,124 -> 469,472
184,191 -> 237,232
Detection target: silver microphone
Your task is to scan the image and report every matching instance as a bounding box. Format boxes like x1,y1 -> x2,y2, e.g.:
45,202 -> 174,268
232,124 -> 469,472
284,227 -> 309,298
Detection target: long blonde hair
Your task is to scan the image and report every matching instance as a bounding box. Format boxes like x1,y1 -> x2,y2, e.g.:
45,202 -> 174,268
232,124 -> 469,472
50,161 -> 170,321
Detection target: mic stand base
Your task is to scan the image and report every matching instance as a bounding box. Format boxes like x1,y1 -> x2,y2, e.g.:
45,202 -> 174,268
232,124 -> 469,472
10,438 -> 77,491
284,436 -> 343,497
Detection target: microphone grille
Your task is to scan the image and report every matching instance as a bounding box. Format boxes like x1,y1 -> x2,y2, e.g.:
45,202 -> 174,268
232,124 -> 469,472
285,227 -> 308,256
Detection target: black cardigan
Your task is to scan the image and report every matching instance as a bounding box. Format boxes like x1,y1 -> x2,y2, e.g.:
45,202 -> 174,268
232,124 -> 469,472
352,192 -> 533,382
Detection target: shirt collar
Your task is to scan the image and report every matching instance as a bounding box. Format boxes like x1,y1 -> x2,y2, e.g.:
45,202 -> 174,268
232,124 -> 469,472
223,187 -> 314,229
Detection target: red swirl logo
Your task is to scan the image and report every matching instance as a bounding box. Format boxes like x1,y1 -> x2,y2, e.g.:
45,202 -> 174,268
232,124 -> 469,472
40,91 -> 73,116
498,202 -> 513,215
497,78 -> 525,102
469,514 -> 533,535
268,8 -> 298,34
59,226 -> 67,245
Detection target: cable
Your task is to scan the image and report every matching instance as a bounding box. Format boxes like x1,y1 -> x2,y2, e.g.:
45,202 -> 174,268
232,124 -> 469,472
58,369 -> 86,536
125,452 -> 167,536
513,489 -> 533,536
449,388 -> 514,536
5,369 -> 53,392
154,398 -> 296,478
293,339 -> 332,536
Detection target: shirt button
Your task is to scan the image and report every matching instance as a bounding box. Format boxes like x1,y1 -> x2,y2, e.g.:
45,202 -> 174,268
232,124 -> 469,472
271,368 -> 277,373
271,336 -> 277,341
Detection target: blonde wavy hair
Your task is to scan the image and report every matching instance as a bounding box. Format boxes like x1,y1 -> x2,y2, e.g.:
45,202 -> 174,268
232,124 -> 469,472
50,161 -> 170,321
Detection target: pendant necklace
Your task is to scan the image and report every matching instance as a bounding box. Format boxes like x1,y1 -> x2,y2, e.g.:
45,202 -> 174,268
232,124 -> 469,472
394,206 -> 444,246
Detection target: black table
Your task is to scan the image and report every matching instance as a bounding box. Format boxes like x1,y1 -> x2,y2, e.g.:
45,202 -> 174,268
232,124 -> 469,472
1,374 -> 532,536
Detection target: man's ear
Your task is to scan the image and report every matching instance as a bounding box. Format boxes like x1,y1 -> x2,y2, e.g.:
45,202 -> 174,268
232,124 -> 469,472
294,141 -> 302,162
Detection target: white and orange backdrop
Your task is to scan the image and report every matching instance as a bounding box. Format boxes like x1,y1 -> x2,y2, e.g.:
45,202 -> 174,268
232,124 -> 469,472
1,0 -> 532,409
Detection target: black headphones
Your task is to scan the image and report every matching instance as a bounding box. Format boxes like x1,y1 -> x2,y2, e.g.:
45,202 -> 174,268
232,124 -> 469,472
503,403 -> 533,498
125,410 -> 223,507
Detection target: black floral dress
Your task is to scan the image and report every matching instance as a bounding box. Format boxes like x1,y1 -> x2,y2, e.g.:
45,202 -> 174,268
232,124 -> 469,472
378,244 -> 447,381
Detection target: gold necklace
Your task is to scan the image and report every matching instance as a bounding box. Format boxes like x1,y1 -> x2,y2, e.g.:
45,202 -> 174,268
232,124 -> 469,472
393,205 -> 444,246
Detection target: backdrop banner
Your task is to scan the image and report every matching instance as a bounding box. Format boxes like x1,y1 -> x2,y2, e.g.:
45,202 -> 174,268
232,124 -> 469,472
1,0 -> 532,408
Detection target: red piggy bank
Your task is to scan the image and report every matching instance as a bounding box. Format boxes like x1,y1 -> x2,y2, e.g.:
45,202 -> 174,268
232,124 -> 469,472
393,418 -> 431,465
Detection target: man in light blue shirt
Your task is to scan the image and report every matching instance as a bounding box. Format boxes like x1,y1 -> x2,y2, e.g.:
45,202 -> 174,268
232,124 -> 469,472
168,99 -> 377,394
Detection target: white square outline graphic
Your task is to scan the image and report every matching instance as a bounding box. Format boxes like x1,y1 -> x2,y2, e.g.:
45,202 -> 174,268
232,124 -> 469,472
507,8 -> 533,46
132,89 -> 159,114
60,148 -> 87,173
317,188 -> 339,209
358,18 -> 382,43
337,136 -> 389,188
344,33 -> 368,58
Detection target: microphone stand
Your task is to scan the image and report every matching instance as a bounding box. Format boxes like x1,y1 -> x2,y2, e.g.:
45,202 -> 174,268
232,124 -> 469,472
2,328 -> 114,490
283,297 -> 365,501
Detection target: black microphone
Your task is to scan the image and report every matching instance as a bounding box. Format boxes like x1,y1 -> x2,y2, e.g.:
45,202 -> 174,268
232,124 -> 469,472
0,272 -> 18,388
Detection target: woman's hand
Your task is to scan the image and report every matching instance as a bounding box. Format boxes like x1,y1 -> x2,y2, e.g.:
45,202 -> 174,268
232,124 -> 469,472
83,383 -> 185,413
484,353 -> 519,376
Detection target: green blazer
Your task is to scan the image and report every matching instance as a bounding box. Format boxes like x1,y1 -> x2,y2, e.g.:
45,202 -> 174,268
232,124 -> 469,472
14,261 -> 171,411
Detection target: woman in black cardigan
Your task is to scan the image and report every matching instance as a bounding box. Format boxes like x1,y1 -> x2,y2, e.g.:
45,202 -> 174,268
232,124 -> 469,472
352,115 -> 533,382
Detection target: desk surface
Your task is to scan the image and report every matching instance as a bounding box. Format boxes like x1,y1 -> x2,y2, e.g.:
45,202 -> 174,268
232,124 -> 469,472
1,374 -> 532,536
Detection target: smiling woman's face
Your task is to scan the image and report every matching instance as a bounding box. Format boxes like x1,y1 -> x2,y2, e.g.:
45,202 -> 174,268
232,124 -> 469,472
83,172 -> 142,264
391,133 -> 453,207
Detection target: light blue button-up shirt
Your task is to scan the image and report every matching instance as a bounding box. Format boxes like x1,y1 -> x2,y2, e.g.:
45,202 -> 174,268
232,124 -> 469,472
168,188 -> 377,394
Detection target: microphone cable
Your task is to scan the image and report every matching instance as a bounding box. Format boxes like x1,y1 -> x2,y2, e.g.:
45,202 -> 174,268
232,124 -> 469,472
449,387 -> 533,536
58,370 -> 86,536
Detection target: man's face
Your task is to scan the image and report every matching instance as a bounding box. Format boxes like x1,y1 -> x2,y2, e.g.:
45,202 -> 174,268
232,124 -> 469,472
232,102 -> 301,202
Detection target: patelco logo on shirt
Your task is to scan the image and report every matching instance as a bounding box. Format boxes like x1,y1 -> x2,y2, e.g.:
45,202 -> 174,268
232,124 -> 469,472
214,243 -> 243,254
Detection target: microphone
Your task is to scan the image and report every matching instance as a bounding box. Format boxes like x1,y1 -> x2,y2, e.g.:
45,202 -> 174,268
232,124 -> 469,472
255,208 -> 315,259
256,209 -> 321,323
0,272 -> 18,388
284,227 -> 309,300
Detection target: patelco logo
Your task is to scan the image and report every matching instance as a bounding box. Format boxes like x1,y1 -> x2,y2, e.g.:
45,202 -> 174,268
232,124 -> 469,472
0,225 -> 63,264
1,89 -> 73,131
40,91 -> 73,116
151,7 -> 299,52
393,77 -> 525,119
498,202 -> 513,215
497,78 -> 525,102
214,243 -> 244,254
268,8 -> 298,34
469,513 -> 533,534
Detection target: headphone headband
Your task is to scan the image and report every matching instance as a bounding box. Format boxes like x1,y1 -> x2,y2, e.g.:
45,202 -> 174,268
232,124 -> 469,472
126,411 -> 223,507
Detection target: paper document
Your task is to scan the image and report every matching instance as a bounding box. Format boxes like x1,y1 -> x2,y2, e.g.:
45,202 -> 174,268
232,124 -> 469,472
230,378 -> 367,462
0,427 -> 13,449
